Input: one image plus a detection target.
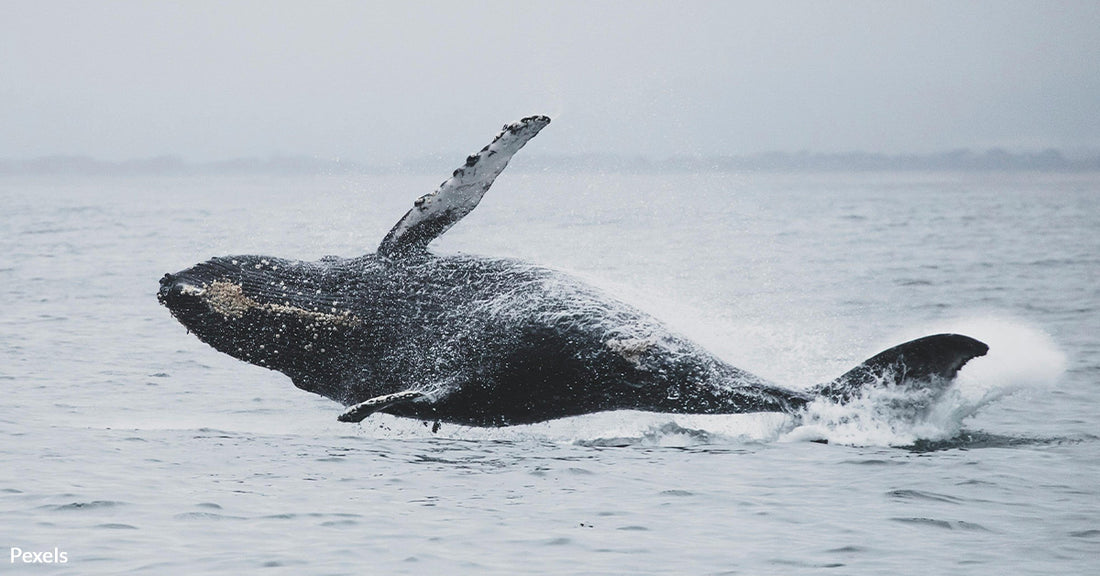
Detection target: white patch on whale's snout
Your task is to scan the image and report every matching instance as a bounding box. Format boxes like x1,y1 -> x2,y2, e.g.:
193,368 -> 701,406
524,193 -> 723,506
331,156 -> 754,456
204,280 -> 254,318
177,283 -> 207,297
201,279 -> 363,328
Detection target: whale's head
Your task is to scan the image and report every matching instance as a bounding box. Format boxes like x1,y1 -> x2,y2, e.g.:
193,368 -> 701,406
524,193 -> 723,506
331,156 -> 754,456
158,255 -> 371,396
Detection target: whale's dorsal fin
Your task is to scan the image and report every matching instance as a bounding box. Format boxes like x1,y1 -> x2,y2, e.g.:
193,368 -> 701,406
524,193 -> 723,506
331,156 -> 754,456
377,115 -> 551,259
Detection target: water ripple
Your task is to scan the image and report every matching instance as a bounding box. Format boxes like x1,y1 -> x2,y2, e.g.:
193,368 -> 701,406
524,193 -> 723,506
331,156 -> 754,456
46,500 -> 127,511
886,489 -> 963,504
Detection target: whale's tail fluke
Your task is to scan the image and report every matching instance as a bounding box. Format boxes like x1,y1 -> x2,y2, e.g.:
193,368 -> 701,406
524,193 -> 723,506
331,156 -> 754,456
811,333 -> 989,404
788,333 -> 991,445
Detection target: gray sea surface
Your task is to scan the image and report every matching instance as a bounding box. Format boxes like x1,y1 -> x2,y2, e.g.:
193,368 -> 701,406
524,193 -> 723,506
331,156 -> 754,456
1,171 -> 1097,574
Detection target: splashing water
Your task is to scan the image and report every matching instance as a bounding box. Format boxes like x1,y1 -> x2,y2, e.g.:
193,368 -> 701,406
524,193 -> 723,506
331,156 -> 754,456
781,317 -> 1067,447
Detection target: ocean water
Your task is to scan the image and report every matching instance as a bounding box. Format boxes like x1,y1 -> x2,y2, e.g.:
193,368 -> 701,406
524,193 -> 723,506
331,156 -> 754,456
1,170 -> 1097,574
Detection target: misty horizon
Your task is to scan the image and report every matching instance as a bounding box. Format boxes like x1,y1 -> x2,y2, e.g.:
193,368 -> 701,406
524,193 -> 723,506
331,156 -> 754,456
2,2 -> 1098,165
4,146 -> 1099,176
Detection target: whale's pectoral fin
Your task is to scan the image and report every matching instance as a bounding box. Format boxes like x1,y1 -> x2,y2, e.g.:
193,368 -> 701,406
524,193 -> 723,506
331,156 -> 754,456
377,115 -> 551,259
338,390 -> 426,423
813,333 -> 989,403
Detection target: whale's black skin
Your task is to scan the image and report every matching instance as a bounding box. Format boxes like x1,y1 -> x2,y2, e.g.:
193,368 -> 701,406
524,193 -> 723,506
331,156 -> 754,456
158,115 -> 989,426
158,253 -> 814,426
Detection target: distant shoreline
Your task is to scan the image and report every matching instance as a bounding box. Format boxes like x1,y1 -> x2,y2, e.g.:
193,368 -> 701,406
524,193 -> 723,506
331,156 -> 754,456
3,149 -> 1099,176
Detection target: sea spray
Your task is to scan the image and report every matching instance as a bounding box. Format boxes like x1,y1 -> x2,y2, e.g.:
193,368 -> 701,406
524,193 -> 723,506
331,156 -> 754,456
781,316 -> 1066,447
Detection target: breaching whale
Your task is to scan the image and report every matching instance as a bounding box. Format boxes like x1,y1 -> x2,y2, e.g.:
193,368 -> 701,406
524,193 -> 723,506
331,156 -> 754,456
158,115 -> 988,427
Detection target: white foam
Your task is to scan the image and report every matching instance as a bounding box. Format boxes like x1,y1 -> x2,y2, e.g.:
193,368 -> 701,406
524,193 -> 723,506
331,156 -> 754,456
781,316 -> 1067,446
355,410 -> 793,447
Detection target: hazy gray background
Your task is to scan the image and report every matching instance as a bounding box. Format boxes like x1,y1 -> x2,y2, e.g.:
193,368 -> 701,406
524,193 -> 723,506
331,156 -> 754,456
2,1 -> 1098,164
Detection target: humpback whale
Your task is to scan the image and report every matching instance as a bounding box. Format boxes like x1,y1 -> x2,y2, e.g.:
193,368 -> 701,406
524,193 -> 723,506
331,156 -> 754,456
158,116 -> 988,427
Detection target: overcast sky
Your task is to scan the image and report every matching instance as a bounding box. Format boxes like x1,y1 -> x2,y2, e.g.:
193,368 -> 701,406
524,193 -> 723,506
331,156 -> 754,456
2,1 -> 1098,162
